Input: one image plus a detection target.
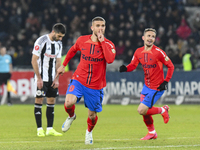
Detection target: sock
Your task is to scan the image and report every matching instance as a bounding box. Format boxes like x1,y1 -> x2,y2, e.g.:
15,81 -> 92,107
46,104 -> 54,127
161,107 -> 165,114
143,115 -> 155,132
146,107 -> 162,115
34,103 -> 42,128
64,104 -> 75,117
87,116 -> 98,132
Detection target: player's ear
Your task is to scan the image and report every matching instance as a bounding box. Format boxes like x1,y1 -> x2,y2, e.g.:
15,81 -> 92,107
91,26 -> 93,32
142,36 -> 144,40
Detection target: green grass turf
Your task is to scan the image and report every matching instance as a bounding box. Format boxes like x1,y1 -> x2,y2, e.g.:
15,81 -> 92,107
0,104 -> 199,150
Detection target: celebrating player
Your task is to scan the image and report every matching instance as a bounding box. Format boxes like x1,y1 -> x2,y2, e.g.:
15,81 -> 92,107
119,28 -> 174,140
54,16 -> 116,144
31,23 -> 66,137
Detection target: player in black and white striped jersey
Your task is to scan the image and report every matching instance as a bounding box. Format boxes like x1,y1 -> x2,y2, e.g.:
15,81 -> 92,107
31,23 -> 66,137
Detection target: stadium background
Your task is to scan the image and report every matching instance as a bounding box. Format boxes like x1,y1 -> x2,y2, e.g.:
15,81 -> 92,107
1,0 -> 200,105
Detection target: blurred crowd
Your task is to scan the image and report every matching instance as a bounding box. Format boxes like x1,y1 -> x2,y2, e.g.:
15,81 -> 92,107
0,0 -> 200,70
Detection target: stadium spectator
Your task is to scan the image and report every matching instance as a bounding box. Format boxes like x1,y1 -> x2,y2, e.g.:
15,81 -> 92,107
119,28 -> 174,140
31,23 -> 66,137
0,0 -> 199,70
55,16 -> 116,145
176,16 -> 192,40
0,46 -> 13,105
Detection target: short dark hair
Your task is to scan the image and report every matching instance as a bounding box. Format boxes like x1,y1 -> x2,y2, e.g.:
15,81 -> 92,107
144,28 -> 156,35
52,23 -> 66,34
92,16 -> 106,24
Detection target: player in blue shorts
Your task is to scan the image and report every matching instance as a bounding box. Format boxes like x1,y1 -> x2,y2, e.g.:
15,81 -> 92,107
67,79 -> 103,113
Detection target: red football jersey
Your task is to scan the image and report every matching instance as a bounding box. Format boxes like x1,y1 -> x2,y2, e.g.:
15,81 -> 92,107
126,45 -> 174,90
63,35 -> 116,89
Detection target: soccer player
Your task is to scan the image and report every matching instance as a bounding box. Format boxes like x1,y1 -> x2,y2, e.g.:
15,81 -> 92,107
0,46 -> 13,105
119,28 -> 174,140
31,23 -> 66,137
54,16 -> 116,144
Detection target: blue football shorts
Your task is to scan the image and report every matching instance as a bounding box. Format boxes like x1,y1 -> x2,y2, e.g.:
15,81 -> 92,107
66,79 -> 104,112
140,84 -> 164,108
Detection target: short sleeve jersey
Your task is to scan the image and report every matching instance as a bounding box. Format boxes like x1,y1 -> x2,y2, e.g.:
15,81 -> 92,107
32,34 -> 62,82
0,54 -> 12,73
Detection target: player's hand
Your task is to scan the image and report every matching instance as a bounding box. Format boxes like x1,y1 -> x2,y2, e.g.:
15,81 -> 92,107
97,30 -> 104,42
157,81 -> 168,91
55,65 -> 65,79
119,65 -> 127,72
37,78 -> 43,89
51,78 -> 59,89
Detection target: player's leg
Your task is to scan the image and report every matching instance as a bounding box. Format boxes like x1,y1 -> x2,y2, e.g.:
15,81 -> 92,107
33,79 -> 46,137
62,80 -> 82,132
138,85 -> 158,140
85,110 -> 98,145
34,97 -> 45,137
45,97 -> 62,136
84,88 -> 103,145
45,82 -> 62,136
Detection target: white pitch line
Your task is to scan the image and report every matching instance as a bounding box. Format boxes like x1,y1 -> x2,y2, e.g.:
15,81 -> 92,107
81,145 -> 200,150
0,136 -> 199,144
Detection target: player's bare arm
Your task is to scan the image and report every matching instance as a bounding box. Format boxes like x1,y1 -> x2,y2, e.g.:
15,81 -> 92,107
31,54 -> 43,89
52,58 -> 61,88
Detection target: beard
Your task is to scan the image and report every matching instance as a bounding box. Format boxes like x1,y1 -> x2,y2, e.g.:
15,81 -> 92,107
52,35 -> 59,41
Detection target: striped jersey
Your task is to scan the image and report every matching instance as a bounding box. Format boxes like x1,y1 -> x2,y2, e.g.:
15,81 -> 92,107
126,45 -> 174,90
32,34 -> 62,82
63,35 -> 116,89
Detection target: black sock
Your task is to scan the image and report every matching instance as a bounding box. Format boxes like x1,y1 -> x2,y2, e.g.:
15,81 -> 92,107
34,103 -> 42,128
46,104 -> 54,127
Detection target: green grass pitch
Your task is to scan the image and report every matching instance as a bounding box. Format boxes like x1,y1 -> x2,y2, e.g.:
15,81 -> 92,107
0,104 -> 199,150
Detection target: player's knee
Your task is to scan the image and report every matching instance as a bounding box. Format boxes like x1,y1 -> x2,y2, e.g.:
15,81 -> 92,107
137,108 -> 146,115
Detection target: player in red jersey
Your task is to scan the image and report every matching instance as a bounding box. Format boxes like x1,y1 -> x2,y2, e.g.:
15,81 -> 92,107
54,16 -> 116,144
119,28 -> 174,140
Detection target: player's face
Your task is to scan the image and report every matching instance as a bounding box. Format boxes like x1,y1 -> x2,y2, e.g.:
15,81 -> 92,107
92,21 -> 105,36
142,31 -> 156,47
0,47 -> 6,55
52,32 -> 65,41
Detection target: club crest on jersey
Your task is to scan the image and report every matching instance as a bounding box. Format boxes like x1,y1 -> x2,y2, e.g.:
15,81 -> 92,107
111,48 -> 116,53
35,45 -> 39,51
165,56 -> 169,61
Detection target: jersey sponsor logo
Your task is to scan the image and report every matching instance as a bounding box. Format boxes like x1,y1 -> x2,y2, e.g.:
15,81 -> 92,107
142,64 -> 157,68
44,53 -> 56,58
69,85 -> 75,92
35,45 -> 39,51
82,54 -> 103,62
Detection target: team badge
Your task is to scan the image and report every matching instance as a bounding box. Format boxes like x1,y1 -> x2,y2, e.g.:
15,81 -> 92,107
165,56 -> 169,61
111,48 -> 116,53
36,90 -> 42,96
35,45 -> 39,51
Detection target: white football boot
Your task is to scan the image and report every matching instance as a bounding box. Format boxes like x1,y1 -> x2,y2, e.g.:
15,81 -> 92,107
85,129 -> 93,145
62,114 -> 76,132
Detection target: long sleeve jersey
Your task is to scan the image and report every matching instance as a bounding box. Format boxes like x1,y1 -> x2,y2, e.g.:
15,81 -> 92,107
63,35 -> 116,89
126,45 -> 174,90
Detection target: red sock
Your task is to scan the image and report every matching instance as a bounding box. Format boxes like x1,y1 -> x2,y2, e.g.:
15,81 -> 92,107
146,107 -> 162,115
64,104 -> 75,117
87,116 -> 98,132
143,115 -> 155,132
